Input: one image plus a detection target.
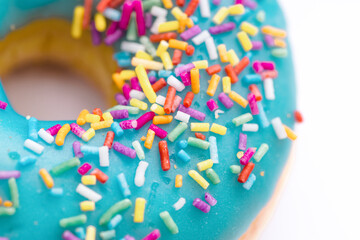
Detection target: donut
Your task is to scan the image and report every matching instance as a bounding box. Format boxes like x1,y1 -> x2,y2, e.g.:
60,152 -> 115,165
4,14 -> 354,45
0,0 -> 299,239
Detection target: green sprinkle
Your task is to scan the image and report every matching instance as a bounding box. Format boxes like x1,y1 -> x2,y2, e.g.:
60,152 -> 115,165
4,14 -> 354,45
253,143 -> 269,162
140,36 -> 157,57
8,177 -> 19,208
256,10 -> 266,23
99,230 -> 116,240
59,214 -> 87,228
126,13 -> 137,41
205,168 -> 220,184
187,137 -> 210,150
271,48 -> 288,58
232,113 -> 253,127
168,122 -> 188,142
105,105 -> 140,115
230,165 -> 241,174
143,0 -> 162,11
99,199 -> 132,226
132,140 -> 145,160
50,157 -> 81,176
0,207 -> 16,216
160,211 -> 179,234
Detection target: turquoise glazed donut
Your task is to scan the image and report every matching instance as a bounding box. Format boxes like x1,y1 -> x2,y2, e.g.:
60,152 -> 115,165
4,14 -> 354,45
0,0 -> 297,239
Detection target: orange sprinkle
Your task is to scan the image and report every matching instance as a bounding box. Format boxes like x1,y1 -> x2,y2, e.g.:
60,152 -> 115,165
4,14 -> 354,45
172,49 -> 183,66
224,64 -> 238,84
140,136 -> 146,141
152,78 -> 167,92
195,132 -> 206,140
249,84 -> 262,101
206,64 -> 221,75
92,108 -> 104,121
164,86 -> 176,114
0,197 -> 2,205
96,0 -> 111,12
234,56 -> 250,75
82,0 -> 93,29
260,171 -> 265,176
294,111 -> 303,123
176,0 -> 185,7
150,32 -> 177,42
183,92 -> 195,108
283,125 -> 297,140
3,201 -> 13,208
185,45 -> 195,56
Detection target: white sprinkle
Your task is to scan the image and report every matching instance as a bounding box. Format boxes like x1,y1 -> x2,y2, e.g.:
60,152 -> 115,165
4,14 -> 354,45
76,184 -> 102,202
214,109 -> 224,119
38,129 -> 54,144
129,90 -> 146,100
271,117 -> 287,139
174,111 -> 190,123
24,139 -> 44,154
99,146 -> 109,167
192,30 -> 210,45
132,140 -> 145,160
167,75 -> 185,92
120,41 -> 146,54
173,197 -> 186,211
242,123 -> 259,132
150,16 -> 166,34
135,161 -> 149,187
209,136 -> 219,164
155,95 -> 166,106
264,78 -> 275,100
150,6 -> 168,18
199,0 -> 211,18
205,37 -> 218,60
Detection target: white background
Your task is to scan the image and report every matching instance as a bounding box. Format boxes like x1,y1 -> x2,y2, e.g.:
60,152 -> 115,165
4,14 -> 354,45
262,0 -> 360,239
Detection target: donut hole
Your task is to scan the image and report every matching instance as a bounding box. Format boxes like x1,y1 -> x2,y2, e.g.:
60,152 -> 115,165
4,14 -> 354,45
2,61 -> 107,120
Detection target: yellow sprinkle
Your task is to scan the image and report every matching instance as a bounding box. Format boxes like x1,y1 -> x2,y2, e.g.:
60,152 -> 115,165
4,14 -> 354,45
55,124 -> 71,146
217,44 -> 228,62
260,171 -> 265,176
112,73 -> 125,90
169,39 -> 188,51
274,38 -> 287,48
186,17 -> 194,28
158,21 -> 179,33
227,49 -> 240,66
150,103 -> 165,115
94,13 -> 106,32
222,76 -> 231,93
85,114 -> 101,123
39,168 -> 54,189
140,136 -> 146,141
91,120 -> 113,130
153,115 -> 173,125
80,201 -> 95,211
193,60 -> 208,69
119,70 -> 136,80
135,50 -> 153,60
82,128 -> 96,142
283,125 -> 297,140
102,112 -> 113,121
188,170 -> 209,189
191,123 -> 210,132
135,65 -> 157,103
132,58 -> 164,71
134,198 -> 146,223
156,40 -> 169,57
175,174 -> 183,188
3,200 -> 13,208
160,51 -> 174,70
237,151 -> 244,159
81,175 -> 97,185
162,0 -> 173,9
197,159 -> 213,172
71,6 -> 84,39
77,109 -> 89,125
130,98 -> 148,111
241,22 -> 258,36
228,4 -> 245,15
212,7 -> 229,25
171,7 -> 187,20
191,68 -> 200,94
237,31 -> 253,52
144,129 -> 155,149
178,16 -> 187,33
229,91 -> 248,108
261,25 -> 287,38
85,225 -> 96,240
174,164 -> 177,169
206,74 -> 221,96
210,123 -> 227,135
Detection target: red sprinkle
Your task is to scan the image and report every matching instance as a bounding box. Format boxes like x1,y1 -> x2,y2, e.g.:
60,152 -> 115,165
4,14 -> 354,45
164,86 -> 176,114
172,49 -> 183,66
183,91 -> 195,108
238,162 -> 255,183
104,131 -> 115,149
152,78 -> 167,92
159,141 -> 170,171
108,0 -> 125,8
225,64 -> 239,84
185,0 -> 199,16
82,0 -> 93,29
234,56 -> 250,75
96,0 -> 111,12
206,64 -> 221,75
185,45 -> 195,56
294,110 -> 303,123
176,0 -> 185,7
150,32 -> 177,42
92,108 -> 104,121
249,84 -> 262,101
195,132 -> 206,140
91,168 -> 109,184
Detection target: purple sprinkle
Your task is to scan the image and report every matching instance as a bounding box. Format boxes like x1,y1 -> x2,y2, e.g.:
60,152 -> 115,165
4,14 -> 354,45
0,100 -> 7,110
264,35 -> 275,47
62,230 -> 81,240
90,21 -> 102,45
119,119 -> 137,129
145,12 -> 153,29
149,76 -> 157,84
243,0 -> 257,9
106,21 -> 120,36
110,109 -> 129,119
0,171 -> 21,179
209,22 -> 236,35
204,192 -> 217,206
174,63 -> 195,76
113,142 -> 136,159
240,148 -> 256,165
46,124 -> 62,136
0,237 -> 9,240
130,77 -> 142,91
212,0 -> 221,5
193,198 -> 210,213
218,92 -> 234,109
115,93 -> 129,105
180,25 -> 202,41
73,141 -> 84,158
135,111 -> 155,130
206,99 -> 219,112
104,29 -> 123,45
122,83 -> 131,100
251,41 -> 263,50
238,133 -> 247,150
149,124 -> 168,139
178,104 -> 206,121
180,71 -> 191,86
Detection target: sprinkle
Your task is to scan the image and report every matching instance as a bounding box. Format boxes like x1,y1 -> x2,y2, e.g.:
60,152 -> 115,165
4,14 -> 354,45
271,117 -> 287,140
18,156 -> 37,167
160,211 -> 179,234
150,6 -> 167,17
177,149 -> 191,162
81,175 -> 96,185
85,225 -> 96,240
218,92 -> 233,109
224,64 -> 238,84
229,91 -> 248,108
234,56 -> 250,75
178,104 -> 206,121
257,102 -> 270,128
39,169 -> 54,189
242,123 -> 259,132
3,201 -> 13,208
241,22 -> 258,36
171,95 -> 182,112
62,230 -> 81,240
103,131 -> 115,149
173,197 -> 186,211
60,214 -> 87,228
256,10 -> 266,22
131,141 -> 145,160
90,168 -> 108,184
108,214 -> 122,230
81,128 -> 95,142
193,60 -> 208,69
168,122 -> 188,142
174,174 -> 183,188
237,31 -> 252,52
81,145 -> 99,156
228,4 -> 245,15
262,25 -> 287,38
119,120 -> 137,129
152,79 -> 167,92
177,139 -> 188,149
205,169 -> 220,184
85,114 -> 101,123
294,110 -> 304,123
192,30 -> 210,45
142,229 -> 161,240
50,157 -> 81,176
221,77 -> 231,94
243,74 -> 262,85
249,84 -> 262,101
199,0 -> 211,18
99,199 -> 132,226
212,7 -> 228,25
76,183 -> 102,202
99,230 -> 116,240
188,170 -> 209,189
209,22 -> 235,35
153,115 -> 173,125
55,124 -> 71,146
238,162 -> 255,183
134,198 -> 146,223
129,90 -> 146,101
240,148 -> 256,165
193,198 -> 210,213
149,124 -> 168,139
243,173 -> 256,190
135,112 -> 156,130
271,48 -> 288,58
78,163 -> 92,175
117,173 -> 131,198
110,109 -> 129,120
8,178 -> 19,208
253,143 -> 269,162
0,171 -> 21,179
237,151 -> 244,159
75,227 -> 86,239
195,132 -> 206,140
0,207 -> 15,216
144,129 -> 156,149
248,93 -> 259,115
190,68 -> 200,94
80,201 -> 95,211
227,49 -> 239,66
284,125 -> 297,140
206,99 -> 219,112
70,123 -> 86,138
238,133 -> 247,150
159,141 -> 171,171
188,137 -> 210,150
191,123 -> 210,132
210,123 -> 227,135
167,75 -> 185,92
134,161 -> 149,187
0,100 -> 8,110
46,124 -> 62,136
203,193 -> 217,207
232,113 -> 253,126
205,37 -> 218,60
27,117 -> 38,141
230,165 -> 241,174
197,159 -> 213,171
106,105 -> 140,115
71,6 -> 85,39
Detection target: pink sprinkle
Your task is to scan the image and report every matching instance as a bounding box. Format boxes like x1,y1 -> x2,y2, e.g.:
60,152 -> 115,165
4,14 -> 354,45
106,21 -> 120,36
113,142 -> 137,158
251,41 -> 263,50
70,123 -> 86,138
206,99 -> 219,112
90,21 -> 102,45
0,100 -> 7,110
145,13 -> 153,29
130,77 -> 142,91
261,70 -> 278,80
122,83 -> 131,100
124,235 -> 135,240
242,0 -> 257,9
135,111 -> 155,130
119,120 -> 137,129
171,95 -> 182,113
133,0 -> 146,36
78,163 -> 92,175
119,1 -> 134,30
240,148 -> 256,165
142,229 -> 161,240
115,93 -> 129,105
73,141 -> 84,158
264,35 -> 275,47
209,22 -> 236,35
149,124 -> 168,139
218,92 -> 234,109
178,104 -> 205,121
104,29 -> 123,45
252,61 -> 263,73
174,63 -> 195,76
46,124 -> 62,136
247,93 -> 259,115
62,230 -> 81,240
212,0 -> 221,5
238,133 -> 247,150
180,25 -> 202,41
261,61 -> 275,70
180,71 -> 191,86
0,170 -> 21,179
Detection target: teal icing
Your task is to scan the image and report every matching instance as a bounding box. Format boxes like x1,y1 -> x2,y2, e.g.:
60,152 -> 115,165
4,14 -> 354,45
0,0 -> 296,239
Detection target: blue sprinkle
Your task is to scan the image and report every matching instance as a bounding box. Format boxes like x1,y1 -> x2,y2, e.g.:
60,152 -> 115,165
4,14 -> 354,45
18,156 -> 37,166
50,188 -> 63,196
108,214 -> 122,230
103,8 -> 121,21
147,70 -> 158,78
243,174 -> 256,190
111,122 -> 124,137
117,59 -> 132,67
113,51 -> 131,60
256,102 -> 270,128
158,70 -> 174,79
8,151 -> 20,160
28,117 -> 38,141
75,227 -> 86,239
177,140 -> 188,149
177,149 -> 191,162
117,173 -> 131,198
242,74 -> 262,85
80,145 -> 99,156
